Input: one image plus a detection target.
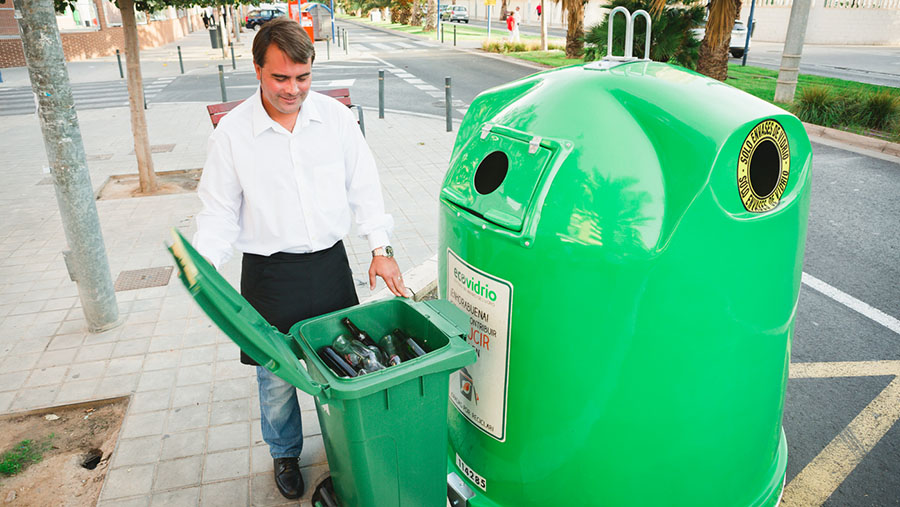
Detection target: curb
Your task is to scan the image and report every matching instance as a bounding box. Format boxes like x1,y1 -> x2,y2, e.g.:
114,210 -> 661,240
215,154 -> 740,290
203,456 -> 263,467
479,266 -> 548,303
803,123 -> 900,160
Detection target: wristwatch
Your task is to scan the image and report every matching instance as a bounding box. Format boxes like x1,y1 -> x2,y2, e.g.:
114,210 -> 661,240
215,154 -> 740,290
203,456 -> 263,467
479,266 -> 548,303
372,246 -> 394,258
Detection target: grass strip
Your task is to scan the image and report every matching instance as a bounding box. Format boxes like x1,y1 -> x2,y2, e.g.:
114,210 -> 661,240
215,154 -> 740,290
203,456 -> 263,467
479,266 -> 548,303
0,435 -> 55,477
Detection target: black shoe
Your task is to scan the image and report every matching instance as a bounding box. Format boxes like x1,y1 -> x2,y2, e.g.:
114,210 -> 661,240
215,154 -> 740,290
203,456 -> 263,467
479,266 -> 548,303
273,457 -> 304,499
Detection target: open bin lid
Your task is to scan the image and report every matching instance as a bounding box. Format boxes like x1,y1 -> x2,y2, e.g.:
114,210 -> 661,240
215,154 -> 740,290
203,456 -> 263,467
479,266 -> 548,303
167,229 -> 325,397
441,127 -> 553,232
168,229 -> 477,402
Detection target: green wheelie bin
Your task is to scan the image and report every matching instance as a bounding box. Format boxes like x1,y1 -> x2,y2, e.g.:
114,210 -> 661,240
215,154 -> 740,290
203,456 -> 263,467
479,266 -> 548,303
168,230 -> 476,506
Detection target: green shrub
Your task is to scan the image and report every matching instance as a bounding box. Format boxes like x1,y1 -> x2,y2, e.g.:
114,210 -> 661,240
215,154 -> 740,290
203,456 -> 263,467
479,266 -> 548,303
792,86 -> 842,127
584,0 -> 704,68
857,90 -> 900,132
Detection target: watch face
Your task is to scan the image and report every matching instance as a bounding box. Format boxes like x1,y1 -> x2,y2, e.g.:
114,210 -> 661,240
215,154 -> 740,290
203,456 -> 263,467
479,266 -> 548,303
384,245 -> 394,258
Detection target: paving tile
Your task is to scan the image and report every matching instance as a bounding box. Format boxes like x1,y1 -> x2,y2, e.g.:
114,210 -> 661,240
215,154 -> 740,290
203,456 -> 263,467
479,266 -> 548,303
300,434 -> 327,467
75,342 -> 115,362
301,409 -> 321,437
143,350 -> 181,371
207,421 -> 250,453
130,389 -> 171,414
96,373 -> 140,397
112,436 -> 163,467
180,345 -> 215,366
216,342 -> 241,361
160,429 -> 207,460
120,410 -> 167,439
200,477 -> 249,506
166,403 -> 210,432
154,456 -> 202,490
172,383 -> 211,407
9,385 -> 58,411
24,365 -> 67,387
0,371 -> 27,392
36,347 -> 78,368
98,497 -> 150,507
148,334 -> 183,353
0,351 -> 39,374
250,444 -> 272,475
107,356 -> 145,376
121,321 -> 157,339
47,332 -> 85,350
214,360 -> 250,381
0,391 -> 16,413
55,378 -> 101,404
67,360 -> 108,381
203,448 -> 250,483
112,338 -> 151,358
210,398 -> 251,425
11,337 -> 51,355
213,377 -> 253,402
176,363 -> 213,386
250,472 -> 284,506
149,487 -> 200,507
102,464 -> 155,500
137,368 -> 177,392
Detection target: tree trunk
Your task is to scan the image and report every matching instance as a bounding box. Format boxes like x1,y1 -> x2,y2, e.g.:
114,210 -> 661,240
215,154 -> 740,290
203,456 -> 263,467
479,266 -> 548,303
424,0 -> 436,30
696,35 -> 730,81
540,0 -> 547,51
14,0 -> 120,331
564,0 -> 583,58
411,0 -> 421,25
231,5 -> 239,42
500,0 -> 507,20
119,0 -> 157,193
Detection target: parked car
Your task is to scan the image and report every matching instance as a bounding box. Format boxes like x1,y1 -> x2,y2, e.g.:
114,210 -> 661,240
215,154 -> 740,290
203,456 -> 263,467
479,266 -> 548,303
691,19 -> 752,58
246,8 -> 285,30
441,5 -> 469,23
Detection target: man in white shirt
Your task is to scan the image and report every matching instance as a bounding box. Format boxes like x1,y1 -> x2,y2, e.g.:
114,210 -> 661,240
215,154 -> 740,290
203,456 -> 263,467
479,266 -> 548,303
193,18 -> 406,500
512,7 -> 521,42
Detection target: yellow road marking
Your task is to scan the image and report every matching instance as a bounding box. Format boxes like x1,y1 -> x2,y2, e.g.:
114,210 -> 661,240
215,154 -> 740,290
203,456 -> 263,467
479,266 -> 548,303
783,361 -> 900,506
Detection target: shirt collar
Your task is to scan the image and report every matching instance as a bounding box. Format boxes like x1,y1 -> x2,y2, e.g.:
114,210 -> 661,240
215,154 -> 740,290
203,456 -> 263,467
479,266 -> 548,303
251,88 -> 323,137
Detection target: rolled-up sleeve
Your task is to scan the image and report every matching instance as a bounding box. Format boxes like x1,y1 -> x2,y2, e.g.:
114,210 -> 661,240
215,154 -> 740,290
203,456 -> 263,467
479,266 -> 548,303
341,107 -> 394,251
193,132 -> 243,269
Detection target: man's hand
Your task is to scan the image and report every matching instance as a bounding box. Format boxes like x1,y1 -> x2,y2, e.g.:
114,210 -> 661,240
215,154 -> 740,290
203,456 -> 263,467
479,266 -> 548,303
369,256 -> 408,298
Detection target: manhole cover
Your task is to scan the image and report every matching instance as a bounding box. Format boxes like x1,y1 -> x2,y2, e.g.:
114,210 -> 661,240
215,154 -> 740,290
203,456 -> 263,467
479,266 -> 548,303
114,266 -> 174,291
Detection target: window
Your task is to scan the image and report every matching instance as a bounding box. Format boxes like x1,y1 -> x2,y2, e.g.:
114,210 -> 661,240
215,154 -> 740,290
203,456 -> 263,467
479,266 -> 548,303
56,0 -> 99,31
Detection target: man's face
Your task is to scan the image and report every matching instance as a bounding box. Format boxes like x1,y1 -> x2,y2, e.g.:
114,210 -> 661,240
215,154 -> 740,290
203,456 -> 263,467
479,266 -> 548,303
254,44 -> 312,117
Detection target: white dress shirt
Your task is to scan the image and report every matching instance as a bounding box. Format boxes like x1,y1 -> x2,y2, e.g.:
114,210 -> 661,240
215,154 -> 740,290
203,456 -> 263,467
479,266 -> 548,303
193,88 -> 393,269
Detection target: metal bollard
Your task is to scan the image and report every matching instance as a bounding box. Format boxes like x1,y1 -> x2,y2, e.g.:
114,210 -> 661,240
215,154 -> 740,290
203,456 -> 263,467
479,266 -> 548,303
327,39 -> 331,60
177,46 -> 184,74
356,105 -> 366,137
454,25 -> 457,46
343,30 -> 348,54
218,64 -> 227,102
230,44 -> 236,70
116,49 -> 123,79
445,77 -> 452,132
441,24 -> 444,43
378,69 -> 385,119
143,86 -> 147,110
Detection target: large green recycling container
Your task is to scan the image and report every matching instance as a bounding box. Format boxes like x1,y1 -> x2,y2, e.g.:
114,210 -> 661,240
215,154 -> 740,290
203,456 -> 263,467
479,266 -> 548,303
168,230 -> 476,506
440,61 -> 812,506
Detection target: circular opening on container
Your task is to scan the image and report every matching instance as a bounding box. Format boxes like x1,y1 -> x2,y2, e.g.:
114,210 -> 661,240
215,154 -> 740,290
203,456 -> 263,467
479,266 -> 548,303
748,140 -> 780,198
474,151 -> 509,195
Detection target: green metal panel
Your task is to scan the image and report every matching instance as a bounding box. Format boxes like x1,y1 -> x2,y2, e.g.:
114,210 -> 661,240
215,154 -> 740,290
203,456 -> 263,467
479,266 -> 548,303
440,61 -> 812,506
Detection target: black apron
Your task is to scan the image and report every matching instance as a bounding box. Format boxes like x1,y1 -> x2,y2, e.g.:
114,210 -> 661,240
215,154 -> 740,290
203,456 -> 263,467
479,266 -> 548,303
239,240 -> 359,365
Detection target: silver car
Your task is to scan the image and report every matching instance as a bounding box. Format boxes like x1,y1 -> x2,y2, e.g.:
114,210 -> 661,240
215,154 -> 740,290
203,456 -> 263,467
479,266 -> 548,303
441,5 -> 469,23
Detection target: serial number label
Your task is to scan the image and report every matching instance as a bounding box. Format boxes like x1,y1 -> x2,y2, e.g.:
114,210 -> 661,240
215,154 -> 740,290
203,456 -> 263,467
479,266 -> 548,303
456,453 -> 486,491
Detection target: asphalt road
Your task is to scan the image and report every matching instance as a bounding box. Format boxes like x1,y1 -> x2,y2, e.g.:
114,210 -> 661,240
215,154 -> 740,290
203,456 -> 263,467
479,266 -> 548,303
3,21 -> 899,504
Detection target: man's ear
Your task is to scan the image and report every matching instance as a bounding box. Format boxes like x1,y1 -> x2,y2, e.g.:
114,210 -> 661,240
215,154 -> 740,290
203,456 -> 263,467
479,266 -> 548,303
254,63 -> 262,81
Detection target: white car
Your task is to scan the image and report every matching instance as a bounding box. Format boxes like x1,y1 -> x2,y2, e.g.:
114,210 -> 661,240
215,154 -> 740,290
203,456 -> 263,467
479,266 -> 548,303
692,20 -> 752,58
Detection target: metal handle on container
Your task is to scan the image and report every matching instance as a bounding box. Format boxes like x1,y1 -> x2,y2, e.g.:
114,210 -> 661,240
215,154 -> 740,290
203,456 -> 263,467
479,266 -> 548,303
605,7 -> 652,62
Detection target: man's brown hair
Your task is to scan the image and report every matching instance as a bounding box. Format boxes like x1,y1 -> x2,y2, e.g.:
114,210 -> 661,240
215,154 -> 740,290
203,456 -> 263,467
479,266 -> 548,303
252,18 -> 316,67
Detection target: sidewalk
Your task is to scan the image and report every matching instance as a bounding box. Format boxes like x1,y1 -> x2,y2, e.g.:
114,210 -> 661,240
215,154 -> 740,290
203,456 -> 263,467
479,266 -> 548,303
0,54 -> 456,504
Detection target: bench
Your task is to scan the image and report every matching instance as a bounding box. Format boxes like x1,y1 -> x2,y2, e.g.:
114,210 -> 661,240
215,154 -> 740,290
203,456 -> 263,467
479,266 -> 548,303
206,88 -> 366,135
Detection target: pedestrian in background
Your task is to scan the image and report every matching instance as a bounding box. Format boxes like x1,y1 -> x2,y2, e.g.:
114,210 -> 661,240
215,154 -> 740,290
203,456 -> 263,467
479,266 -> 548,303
536,4 -> 541,18
511,6 -> 521,42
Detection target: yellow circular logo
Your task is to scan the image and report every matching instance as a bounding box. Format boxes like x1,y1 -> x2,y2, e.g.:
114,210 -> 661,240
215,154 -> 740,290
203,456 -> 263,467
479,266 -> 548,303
737,119 -> 790,213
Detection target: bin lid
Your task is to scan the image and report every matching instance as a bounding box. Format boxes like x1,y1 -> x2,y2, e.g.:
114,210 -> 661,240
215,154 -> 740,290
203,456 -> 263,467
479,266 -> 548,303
167,229 -> 325,397
441,128 -> 553,232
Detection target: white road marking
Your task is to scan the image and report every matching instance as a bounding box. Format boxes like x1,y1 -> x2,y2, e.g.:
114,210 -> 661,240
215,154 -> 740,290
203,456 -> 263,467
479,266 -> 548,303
415,84 -> 438,91
802,272 -> 900,335
785,361 -> 900,506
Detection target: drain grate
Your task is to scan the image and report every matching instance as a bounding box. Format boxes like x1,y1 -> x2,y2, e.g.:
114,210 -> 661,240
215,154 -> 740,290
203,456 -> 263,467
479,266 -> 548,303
114,266 -> 174,291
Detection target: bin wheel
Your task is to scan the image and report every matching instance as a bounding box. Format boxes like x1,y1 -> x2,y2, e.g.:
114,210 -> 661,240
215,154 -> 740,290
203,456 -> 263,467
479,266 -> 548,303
312,475 -> 339,507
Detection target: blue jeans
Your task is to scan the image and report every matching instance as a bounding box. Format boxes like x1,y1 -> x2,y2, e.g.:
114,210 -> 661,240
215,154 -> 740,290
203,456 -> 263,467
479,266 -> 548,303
257,366 -> 303,459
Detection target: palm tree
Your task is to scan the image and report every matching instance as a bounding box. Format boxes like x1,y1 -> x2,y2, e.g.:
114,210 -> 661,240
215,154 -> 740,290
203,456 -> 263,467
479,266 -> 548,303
554,0 -> 585,58
651,0 -> 740,81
